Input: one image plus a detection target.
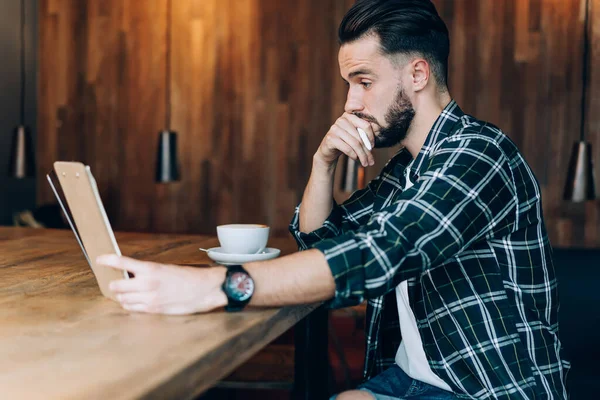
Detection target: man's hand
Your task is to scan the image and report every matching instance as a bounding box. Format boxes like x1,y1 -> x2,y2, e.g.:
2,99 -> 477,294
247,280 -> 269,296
315,112 -> 377,168
300,112 -> 378,232
96,255 -> 227,315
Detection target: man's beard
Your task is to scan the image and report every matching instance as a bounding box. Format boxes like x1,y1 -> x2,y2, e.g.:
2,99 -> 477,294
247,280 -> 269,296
354,87 -> 415,149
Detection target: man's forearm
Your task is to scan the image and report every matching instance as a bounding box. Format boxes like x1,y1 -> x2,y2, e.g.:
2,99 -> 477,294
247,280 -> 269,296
244,249 -> 336,306
299,157 -> 337,233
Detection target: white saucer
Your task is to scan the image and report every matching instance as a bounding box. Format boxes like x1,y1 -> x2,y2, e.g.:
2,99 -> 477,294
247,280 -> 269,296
202,247 -> 281,265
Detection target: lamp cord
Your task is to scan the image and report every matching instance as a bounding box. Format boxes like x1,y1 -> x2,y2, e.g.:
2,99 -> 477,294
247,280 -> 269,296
20,0 -> 26,125
165,0 -> 171,130
580,0 -> 590,142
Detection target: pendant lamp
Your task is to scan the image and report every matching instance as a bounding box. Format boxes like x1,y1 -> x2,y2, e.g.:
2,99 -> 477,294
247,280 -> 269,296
8,0 -> 35,179
155,0 -> 180,183
564,0 -> 596,201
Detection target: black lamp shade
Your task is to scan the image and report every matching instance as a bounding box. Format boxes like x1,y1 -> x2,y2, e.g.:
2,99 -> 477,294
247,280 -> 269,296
563,141 -> 596,202
8,125 -> 35,178
155,130 -> 180,183
340,156 -> 359,192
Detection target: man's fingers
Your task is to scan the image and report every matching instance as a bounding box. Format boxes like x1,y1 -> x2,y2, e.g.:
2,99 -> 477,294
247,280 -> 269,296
344,113 -> 376,150
96,255 -> 154,275
110,277 -> 158,293
328,136 -> 358,161
117,291 -> 156,304
331,125 -> 370,167
339,115 -> 375,165
337,117 -> 374,155
336,117 -> 363,142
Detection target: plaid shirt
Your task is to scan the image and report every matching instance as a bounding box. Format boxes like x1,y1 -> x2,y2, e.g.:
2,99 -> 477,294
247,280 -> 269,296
289,101 -> 570,399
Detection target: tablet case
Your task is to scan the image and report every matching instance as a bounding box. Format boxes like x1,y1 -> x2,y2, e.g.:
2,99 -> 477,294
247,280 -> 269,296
47,161 -> 128,301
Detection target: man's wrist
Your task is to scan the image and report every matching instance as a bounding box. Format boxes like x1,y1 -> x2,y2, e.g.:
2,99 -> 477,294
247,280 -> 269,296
312,154 -> 337,176
208,266 -> 228,309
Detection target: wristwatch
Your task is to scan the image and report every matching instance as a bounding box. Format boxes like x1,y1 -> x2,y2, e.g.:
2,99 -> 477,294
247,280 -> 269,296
221,265 -> 255,312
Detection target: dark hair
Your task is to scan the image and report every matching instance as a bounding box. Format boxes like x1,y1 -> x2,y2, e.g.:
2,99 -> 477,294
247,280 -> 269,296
338,0 -> 450,89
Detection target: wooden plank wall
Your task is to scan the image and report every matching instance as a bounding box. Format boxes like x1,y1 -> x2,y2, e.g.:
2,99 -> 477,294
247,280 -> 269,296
38,0 -> 600,247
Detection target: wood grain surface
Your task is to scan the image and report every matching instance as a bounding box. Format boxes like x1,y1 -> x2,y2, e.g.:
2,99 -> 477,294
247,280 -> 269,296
37,0 -> 600,247
0,227 -> 317,399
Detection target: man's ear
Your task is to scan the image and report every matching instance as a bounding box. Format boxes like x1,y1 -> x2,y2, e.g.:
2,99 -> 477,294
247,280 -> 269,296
411,59 -> 430,92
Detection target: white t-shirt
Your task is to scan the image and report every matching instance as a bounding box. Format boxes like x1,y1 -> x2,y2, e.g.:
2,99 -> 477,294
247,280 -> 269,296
394,172 -> 452,392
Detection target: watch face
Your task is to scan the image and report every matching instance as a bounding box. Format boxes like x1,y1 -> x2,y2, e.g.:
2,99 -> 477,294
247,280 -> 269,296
226,271 -> 254,302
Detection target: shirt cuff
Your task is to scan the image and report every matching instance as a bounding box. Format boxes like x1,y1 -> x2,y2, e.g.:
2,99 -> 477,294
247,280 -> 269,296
312,233 -> 366,309
288,201 -> 344,250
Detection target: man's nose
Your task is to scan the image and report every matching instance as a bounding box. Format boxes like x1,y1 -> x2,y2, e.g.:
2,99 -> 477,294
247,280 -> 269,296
344,88 -> 364,114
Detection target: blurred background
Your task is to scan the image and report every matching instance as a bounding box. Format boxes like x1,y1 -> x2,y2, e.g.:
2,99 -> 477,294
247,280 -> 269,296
1,0 -> 599,243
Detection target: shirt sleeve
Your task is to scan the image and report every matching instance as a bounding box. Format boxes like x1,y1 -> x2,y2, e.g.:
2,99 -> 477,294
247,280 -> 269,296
288,173 -> 382,250
312,138 -> 518,309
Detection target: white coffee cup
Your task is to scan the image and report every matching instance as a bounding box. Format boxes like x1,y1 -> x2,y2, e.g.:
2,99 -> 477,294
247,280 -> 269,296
216,224 -> 270,254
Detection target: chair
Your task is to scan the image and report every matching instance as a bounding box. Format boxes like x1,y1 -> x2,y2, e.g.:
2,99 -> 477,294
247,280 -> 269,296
553,248 -> 600,399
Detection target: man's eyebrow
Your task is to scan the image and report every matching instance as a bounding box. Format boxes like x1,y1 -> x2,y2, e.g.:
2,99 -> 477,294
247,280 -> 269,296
348,69 -> 375,79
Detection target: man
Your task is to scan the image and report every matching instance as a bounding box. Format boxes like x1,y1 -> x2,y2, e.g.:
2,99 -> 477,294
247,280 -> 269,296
97,0 -> 570,398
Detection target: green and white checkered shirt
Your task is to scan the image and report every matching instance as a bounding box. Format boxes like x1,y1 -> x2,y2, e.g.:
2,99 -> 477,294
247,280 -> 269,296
290,101 -> 570,399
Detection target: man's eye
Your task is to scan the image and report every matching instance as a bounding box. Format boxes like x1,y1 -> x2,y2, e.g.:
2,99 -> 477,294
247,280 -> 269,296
361,82 -> 372,88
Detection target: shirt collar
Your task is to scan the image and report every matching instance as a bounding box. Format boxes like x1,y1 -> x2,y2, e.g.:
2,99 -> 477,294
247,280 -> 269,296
397,99 -> 464,180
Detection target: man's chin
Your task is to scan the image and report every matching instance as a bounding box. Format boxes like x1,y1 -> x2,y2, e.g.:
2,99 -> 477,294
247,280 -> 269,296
374,135 -> 405,149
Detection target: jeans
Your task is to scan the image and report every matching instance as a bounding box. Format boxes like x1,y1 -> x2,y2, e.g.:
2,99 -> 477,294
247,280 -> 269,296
330,364 -> 458,400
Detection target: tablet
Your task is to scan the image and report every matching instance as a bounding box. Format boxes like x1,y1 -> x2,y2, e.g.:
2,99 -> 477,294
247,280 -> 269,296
47,161 -> 128,301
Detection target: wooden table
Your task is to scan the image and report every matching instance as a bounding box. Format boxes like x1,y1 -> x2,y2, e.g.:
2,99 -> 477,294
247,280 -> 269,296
0,227 -> 329,399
